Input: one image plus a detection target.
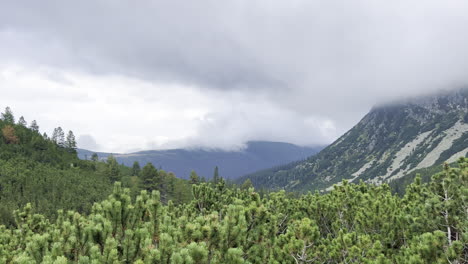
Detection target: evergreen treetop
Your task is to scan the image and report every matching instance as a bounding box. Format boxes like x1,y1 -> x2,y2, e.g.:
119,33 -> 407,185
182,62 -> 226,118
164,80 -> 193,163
1,106 -> 15,123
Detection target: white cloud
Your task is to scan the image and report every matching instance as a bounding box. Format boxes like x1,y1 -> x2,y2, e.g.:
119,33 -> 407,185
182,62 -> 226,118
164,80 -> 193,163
0,64 -> 336,152
1,0 -> 468,152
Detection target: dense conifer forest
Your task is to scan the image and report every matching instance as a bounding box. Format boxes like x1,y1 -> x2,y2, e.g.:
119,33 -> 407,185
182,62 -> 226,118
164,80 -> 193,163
0,107 -> 467,263
0,108 -> 193,226
0,159 -> 466,263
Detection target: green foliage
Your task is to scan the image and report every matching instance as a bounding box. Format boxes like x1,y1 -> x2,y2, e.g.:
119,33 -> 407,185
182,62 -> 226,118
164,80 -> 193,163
1,106 -> 15,123
190,170 -> 199,185
52,127 -> 65,147
1,158 -> 466,263
65,130 -> 77,153
140,163 -> 159,191
240,179 -> 253,190
0,107 -> 193,227
1,106 -> 466,263
132,161 -> 141,176
106,155 -> 121,183
91,153 -> 99,162
17,116 -> 27,127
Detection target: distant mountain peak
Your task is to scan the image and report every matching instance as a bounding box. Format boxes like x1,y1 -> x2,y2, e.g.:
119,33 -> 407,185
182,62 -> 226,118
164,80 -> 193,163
78,141 -> 324,180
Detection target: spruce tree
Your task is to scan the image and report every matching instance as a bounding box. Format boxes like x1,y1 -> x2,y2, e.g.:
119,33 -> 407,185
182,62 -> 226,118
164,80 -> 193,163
106,155 -> 121,183
1,107 -> 15,123
140,163 -> 159,191
132,161 -> 141,176
30,120 -> 39,132
18,116 -> 27,126
52,127 -> 65,147
65,130 -> 77,152
213,166 -> 220,183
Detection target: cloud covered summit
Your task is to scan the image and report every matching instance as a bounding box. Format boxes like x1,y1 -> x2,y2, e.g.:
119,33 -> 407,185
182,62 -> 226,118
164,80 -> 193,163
1,0 -> 468,152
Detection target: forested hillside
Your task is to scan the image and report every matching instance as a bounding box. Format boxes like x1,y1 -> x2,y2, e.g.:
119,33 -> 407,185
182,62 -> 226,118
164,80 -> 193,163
0,108 -> 193,226
1,158 -> 467,263
241,89 -> 468,192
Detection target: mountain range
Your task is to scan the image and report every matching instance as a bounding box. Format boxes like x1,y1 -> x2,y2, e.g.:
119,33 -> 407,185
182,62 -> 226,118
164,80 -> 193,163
78,141 -> 323,180
239,88 -> 468,191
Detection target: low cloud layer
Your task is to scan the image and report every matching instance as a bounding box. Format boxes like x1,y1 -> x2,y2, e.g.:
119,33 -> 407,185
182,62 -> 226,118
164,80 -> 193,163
1,0 -> 468,152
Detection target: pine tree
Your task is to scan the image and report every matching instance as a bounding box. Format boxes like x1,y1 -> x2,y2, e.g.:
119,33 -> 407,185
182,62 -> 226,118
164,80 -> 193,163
30,120 -> 39,132
106,155 -> 121,183
213,166 -> 220,183
18,116 -> 27,126
132,161 -> 141,176
427,161 -> 467,247
52,127 -> 65,147
140,163 -> 159,191
1,107 -> 15,123
65,131 -> 77,152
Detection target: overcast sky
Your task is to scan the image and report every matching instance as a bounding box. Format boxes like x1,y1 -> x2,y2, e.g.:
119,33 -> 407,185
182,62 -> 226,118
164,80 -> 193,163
1,0 -> 468,153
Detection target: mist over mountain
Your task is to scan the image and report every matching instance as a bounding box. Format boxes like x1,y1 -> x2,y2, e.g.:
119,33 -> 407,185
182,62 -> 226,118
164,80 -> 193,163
240,88 -> 468,191
78,141 -> 323,180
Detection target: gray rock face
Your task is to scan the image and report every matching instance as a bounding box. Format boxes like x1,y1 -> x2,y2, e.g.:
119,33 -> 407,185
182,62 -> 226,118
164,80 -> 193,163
240,88 -> 468,192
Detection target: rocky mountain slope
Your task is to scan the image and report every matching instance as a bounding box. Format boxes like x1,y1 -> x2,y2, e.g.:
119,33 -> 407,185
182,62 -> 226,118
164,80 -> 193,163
78,141 -> 323,180
240,88 -> 468,191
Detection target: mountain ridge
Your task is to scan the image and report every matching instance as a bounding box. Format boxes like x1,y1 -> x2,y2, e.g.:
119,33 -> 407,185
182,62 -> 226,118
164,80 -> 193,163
239,88 -> 468,191
78,141 -> 324,179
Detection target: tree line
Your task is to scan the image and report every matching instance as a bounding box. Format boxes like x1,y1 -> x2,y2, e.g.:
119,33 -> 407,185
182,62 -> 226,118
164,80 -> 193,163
1,159 -> 466,263
0,107 -> 196,226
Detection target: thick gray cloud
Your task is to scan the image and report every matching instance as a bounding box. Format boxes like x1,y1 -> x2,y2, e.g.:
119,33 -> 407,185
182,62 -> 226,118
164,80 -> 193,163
1,0 -> 468,152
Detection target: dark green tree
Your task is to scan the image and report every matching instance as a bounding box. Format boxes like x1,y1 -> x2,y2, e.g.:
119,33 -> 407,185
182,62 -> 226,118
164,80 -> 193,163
140,162 -> 159,191
106,155 -> 121,183
132,161 -> 141,176
52,127 -> 65,147
213,166 -> 220,183
65,130 -> 77,152
18,116 -> 27,126
1,106 -> 15,123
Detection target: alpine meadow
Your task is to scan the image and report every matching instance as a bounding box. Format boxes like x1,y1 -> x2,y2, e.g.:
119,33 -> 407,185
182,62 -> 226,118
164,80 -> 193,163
1,1 -> 468,263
